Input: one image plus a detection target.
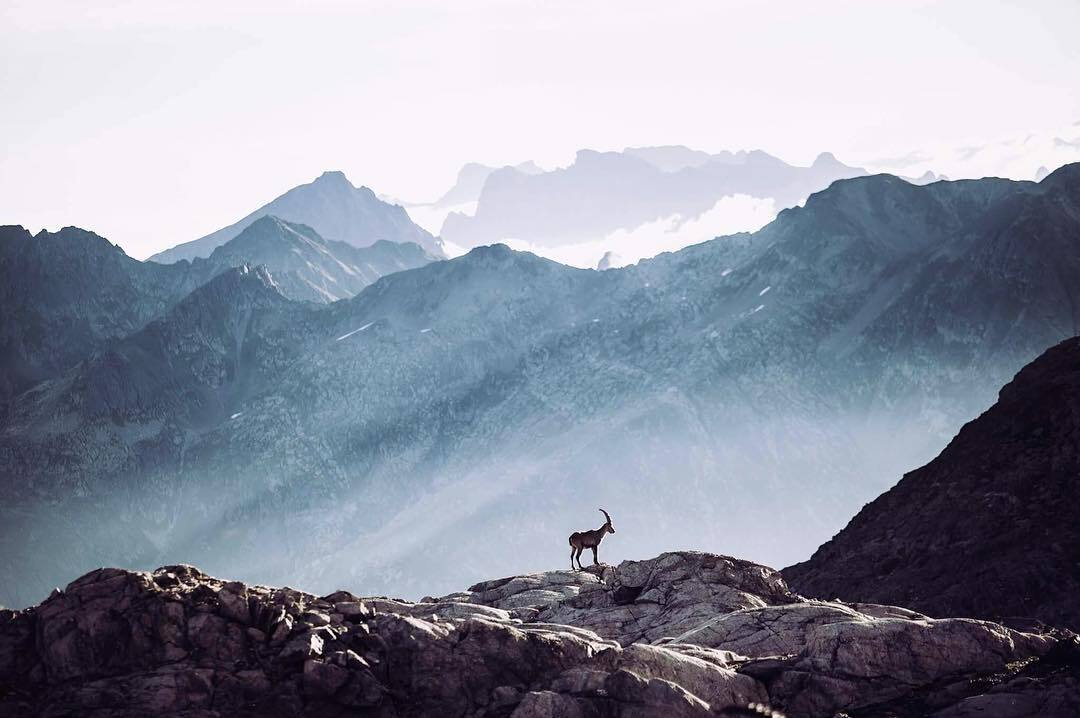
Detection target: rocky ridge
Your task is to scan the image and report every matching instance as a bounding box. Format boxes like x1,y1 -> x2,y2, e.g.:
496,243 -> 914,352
1,552 -> 1076,717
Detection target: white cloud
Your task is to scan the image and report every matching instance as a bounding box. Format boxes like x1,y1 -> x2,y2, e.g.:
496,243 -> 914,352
502,194 -> 777,269
405,201 -> 478,236
863,123 -> 1080,181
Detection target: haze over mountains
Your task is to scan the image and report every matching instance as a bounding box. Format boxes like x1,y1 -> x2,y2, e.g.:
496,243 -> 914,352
439,148 -> 867,250
150,171 -> 442,263
413,145 -> 948,269
785,335 -> 1080,632
3,164 -> 1079,608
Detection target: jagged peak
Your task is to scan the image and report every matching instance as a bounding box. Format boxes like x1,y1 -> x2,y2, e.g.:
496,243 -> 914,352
811,151 -> 846,168
187,263 -> 282,300
0,224 -> 33,243
1,225 -> 130,257
313,169 -> 353,187
244,214 -> 318,237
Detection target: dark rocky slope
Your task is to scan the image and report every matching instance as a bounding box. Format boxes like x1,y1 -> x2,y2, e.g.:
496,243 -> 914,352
785,336 -> 1080,631
1,553 -> 1076,717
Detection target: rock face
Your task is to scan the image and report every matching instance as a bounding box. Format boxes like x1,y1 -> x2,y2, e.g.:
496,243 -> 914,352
150,170 -> 442,262
1,552 -> 1075,717
785,336 -> 1080,631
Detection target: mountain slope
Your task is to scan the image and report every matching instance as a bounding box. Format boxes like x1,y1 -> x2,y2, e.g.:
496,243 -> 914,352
192,216 -> 437,303
0,217 -> 432,414
150,171 -> 441,263
3,166 -> 1080,607
0,226 -> 215,411
784,336 -> 1080,631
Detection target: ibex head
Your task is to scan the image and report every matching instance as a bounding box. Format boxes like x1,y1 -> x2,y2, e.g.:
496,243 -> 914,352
599,508 -> 615,534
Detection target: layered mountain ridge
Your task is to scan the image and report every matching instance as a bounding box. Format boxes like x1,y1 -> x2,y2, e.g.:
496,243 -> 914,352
439,146 -> 871,249
2,166 -> 1080,609
0,217 -> 434,416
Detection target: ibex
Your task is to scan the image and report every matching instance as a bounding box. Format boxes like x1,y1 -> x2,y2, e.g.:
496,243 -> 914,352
569,509 -> 615,570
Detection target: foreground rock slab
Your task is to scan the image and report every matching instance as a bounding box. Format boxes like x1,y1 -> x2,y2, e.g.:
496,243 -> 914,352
0,552 -> 1076,717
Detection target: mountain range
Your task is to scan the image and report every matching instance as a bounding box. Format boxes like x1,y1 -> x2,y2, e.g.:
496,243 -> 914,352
0,217 -> 434,417
149,171 -> 442,263
2,165 -> 1079,609
426,160 -> 544,208
438,148 -> 869,250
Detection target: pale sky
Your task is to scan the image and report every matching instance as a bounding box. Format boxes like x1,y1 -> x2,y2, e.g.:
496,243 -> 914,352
2,0 -> 1078,259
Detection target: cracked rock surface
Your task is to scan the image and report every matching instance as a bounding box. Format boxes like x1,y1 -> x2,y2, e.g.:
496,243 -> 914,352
1,552 -> 1077,717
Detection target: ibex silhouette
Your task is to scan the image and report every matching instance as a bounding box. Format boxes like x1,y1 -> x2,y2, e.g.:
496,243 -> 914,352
568,509 -> 615,570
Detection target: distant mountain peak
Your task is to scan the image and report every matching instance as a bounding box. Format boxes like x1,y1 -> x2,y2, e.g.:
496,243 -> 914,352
314,169 -> 351,185
463,242 -> 516,262
812,151 -> 843,168
149,170 -> 440,263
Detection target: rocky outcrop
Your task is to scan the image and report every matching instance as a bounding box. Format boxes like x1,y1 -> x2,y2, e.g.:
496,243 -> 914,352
449,553 -> 796,646
1,552 -> 1075,717
785,336 -> 1080,631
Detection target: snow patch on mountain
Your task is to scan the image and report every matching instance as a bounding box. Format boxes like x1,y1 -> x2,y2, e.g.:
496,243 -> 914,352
336,322 -> 375,341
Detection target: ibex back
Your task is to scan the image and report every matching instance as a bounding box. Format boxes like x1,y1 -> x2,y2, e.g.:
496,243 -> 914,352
568,509 -> 615,570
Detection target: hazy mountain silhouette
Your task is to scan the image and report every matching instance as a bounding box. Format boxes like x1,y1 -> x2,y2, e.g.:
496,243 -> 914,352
150,171 -> 441,263
429,160 -> 543,208
440,146 -> 868,249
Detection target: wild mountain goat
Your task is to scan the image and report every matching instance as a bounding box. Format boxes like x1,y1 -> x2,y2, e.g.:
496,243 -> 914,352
568,509 -> 615,570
